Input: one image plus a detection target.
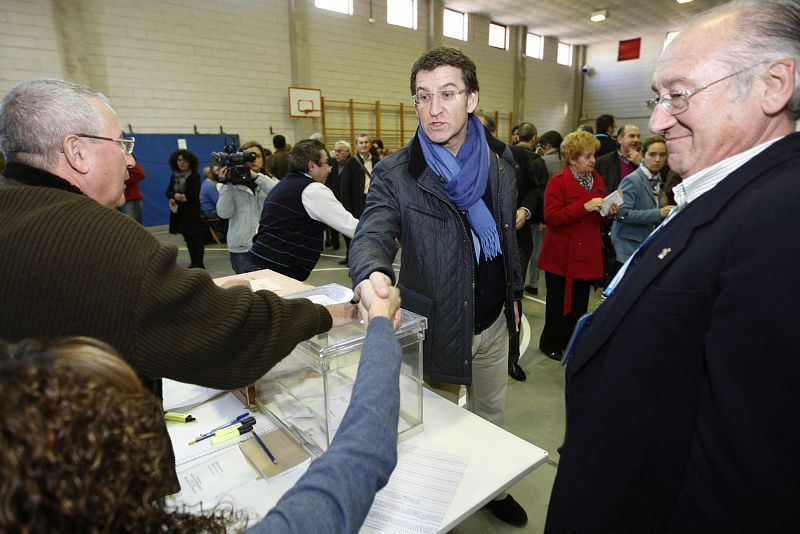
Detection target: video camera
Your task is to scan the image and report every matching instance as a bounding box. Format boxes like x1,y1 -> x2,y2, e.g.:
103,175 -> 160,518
210,144 -> 257,184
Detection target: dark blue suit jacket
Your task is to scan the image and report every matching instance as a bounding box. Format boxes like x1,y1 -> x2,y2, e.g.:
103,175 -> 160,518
546,133 -> 800,533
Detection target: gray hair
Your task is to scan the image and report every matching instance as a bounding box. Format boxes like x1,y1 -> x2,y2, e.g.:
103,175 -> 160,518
335,140 -> 351,151
686,0 -> 800,119
0,78 -> 110,169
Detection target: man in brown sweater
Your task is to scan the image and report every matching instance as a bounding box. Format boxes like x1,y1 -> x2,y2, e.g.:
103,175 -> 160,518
0,78 -> 357,489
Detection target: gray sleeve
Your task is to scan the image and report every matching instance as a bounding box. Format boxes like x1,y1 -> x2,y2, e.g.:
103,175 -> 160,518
248,318 -> 401,534
616,177 -> 661,225
216,183 -> 236,219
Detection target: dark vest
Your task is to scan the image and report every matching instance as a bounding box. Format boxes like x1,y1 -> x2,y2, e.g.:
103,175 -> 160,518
249,171 -> 326,281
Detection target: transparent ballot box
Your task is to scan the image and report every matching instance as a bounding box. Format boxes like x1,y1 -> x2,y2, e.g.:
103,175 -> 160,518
244,284 -> 426,457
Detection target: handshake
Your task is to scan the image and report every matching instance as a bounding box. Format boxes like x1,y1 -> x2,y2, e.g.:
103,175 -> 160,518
219,275 -> 400,330
353,271 -> 401,328
318,272 -> 401,329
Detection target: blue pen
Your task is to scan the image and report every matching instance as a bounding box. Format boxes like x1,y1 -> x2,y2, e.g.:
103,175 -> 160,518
251,429 -> 278,465
188,412 -> 251,445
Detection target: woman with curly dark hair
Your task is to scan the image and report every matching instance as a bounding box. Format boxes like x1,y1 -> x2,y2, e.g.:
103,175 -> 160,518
0,282 -> 404,532
167,148 -> 205,268
0,336 -> 242,532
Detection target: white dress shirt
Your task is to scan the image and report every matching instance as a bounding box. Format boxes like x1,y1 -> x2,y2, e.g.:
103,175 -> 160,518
671,136 -> 784,211
301,182 -> 359,238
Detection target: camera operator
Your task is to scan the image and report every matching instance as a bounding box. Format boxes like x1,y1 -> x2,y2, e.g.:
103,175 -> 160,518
215,141 -> 278,273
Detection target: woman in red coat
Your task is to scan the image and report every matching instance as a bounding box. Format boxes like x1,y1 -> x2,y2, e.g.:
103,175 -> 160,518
538,130 -> 609,360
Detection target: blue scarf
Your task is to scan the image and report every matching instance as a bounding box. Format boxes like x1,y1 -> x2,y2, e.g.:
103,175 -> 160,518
417,114 -> 501,260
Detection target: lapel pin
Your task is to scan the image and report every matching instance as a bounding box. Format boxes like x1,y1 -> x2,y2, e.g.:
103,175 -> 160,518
657,247 -> 672,259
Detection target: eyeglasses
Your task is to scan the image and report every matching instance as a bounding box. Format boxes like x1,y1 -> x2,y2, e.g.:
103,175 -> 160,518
76,133 -> 135,155
646,62 -> 765,116
412,89 -> 468,106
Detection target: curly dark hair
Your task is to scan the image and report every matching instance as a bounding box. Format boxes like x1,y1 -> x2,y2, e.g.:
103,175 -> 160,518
410,46 -> 479,96
168,148 -> 199,173
0,337 -> 246,533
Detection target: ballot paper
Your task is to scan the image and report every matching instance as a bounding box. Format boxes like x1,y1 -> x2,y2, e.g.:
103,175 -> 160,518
282,283 -> 354,305
600,189 -> 623,216
162,379 -> 225,412
176,446 -> 259,506
363,444 -> 469,534
239,427 -> 311,480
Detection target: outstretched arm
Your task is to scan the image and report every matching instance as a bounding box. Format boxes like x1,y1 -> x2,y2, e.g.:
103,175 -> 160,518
252,287 -> 402,534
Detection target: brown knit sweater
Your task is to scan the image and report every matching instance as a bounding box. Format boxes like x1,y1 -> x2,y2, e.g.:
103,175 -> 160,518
0,164 -> 333,389
1,164 -> 334,494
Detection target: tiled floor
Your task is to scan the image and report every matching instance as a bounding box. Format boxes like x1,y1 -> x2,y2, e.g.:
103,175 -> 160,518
153,227 -> 605,533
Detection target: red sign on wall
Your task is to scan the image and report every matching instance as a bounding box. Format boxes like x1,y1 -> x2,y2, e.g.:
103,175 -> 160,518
618,38 -> 641,61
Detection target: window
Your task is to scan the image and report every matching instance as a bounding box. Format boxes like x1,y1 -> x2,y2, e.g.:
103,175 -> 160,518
557,42 -> 572,66
314,0 -> 352,15
488,22 -> 508,50
443,8 -> 468,41
526,32 -> 543,59
664,31 -> 680,49
387,0 -> 417,29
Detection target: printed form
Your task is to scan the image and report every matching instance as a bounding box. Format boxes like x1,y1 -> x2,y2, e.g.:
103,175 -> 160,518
364,444 -> 469,534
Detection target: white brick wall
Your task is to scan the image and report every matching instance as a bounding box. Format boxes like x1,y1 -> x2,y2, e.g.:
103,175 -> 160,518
0,0 -> 66,89
524,36 -> 578,137
0,0 -> 589,149
460,14 -> 515,115
582,33 -> 666,135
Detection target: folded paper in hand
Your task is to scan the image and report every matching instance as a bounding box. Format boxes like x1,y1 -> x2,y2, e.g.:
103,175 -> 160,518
600,190 -> 623,216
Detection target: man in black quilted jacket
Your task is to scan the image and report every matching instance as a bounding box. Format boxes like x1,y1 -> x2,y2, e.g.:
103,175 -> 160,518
348,46 -> 527,527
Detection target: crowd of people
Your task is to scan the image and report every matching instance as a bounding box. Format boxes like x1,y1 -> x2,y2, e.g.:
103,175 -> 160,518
1,0 -> 799,531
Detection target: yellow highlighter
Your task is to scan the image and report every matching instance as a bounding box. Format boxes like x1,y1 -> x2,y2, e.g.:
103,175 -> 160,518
210,423 -> 254,446
164,411 -> 195,422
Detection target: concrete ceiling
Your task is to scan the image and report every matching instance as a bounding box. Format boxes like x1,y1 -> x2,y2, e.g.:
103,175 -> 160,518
444,0 -> 730,45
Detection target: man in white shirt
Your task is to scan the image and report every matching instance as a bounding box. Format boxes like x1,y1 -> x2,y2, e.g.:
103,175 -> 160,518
248,139 -> 358,281
546,1 -> 800,532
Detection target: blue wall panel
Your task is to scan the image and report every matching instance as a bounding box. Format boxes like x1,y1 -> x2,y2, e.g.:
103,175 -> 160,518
133,133 -> 238,226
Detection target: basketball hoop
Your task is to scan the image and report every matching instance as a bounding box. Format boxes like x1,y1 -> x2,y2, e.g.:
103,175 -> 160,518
288,87 -> 322,118
297,99 -> 315,113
